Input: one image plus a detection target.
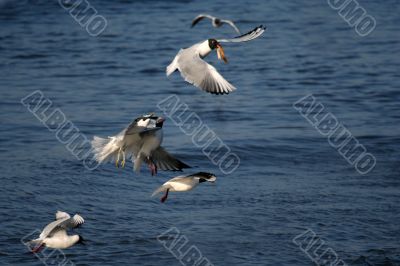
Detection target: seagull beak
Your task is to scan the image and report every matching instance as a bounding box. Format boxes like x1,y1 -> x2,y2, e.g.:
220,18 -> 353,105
216,44 -> 228,64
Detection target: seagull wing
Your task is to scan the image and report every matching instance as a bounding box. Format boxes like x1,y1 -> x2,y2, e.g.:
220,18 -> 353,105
39,214 -> 84,239
218,25 -> 266,43
191,14 -> 214,27
177,52 -> 236,95
59,214 -> 85,230
55,211 -> 70,220
151,147 -> 190,171
39,218 -> 68,239
221,19 -> 241,34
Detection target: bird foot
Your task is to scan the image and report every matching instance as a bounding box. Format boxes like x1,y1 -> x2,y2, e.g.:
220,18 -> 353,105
31,244 -> 44,253
160,188 -> 169,203
161,195 -> 167,203
148,162 -> 157,176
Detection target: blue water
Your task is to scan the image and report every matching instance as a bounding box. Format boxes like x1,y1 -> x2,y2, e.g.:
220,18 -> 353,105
1,0 -> 399,265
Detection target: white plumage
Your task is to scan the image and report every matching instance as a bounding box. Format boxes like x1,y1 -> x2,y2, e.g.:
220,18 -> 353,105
28,211 -> 85,252
166,25 -> 266,95
152,172 -> 217,203
91,113 -> 189,175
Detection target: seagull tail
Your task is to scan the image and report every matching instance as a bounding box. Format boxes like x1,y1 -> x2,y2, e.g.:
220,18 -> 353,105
133,155 -> 142,173
91,136 -> 119,163
151,185 -> 168,197
27,239 -> 42,245
26,238 -> 43,251
166,56 -> 178,76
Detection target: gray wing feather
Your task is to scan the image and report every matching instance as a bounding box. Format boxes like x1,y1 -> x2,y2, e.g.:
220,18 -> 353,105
218,25 -> 266,43
39,214 -> 84,239
178,52 -> 236,95
152,147 -> 190,171
221,19 -> 241,34
55,211 -> 70,220
191,14 -> 214,27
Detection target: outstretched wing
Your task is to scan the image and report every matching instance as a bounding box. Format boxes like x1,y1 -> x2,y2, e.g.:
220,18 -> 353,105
177,52 -> 236,95
218,25 -> 266,43
55,211 -> 70,220
39,214 -> 84,239
191,14 -> 214,27
58,214 -> 85,230
221,19 -> 241,34
151,147 -> 190,171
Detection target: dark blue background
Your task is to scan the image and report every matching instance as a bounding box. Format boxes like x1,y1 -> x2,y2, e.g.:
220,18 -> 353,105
0,0 -> 399,265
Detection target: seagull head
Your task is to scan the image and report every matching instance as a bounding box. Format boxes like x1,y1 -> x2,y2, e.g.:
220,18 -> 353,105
136,113 -> 164,128
208,39 -> 228,64
196,172 -> 217,183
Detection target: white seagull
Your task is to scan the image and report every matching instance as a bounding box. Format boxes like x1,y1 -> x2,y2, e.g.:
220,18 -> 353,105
28,211 -> 85,252
166,25 -> 266,95
152,172 -> 217,203
191,14 -> 241,34
91,113 -> 190,175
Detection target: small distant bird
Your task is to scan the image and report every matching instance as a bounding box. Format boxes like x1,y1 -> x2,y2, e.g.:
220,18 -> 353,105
166,25 -> 266,95
152,172 -> 217,203
191,14 -> 241,34
91,113 -> 190,175
28,211 -> 85,252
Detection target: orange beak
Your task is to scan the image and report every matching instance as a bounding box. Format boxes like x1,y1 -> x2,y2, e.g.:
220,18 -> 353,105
216,44 -> 228,63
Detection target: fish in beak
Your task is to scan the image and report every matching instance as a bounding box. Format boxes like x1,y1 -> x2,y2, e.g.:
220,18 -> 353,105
216,44 -> 228,63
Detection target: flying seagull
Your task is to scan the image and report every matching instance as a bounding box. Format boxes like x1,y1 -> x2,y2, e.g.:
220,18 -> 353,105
91,113 -> 190,175
166,25 -> 266,95
27,211 -> 85,252
152,172 -> 217,203
191,14 -> 241,34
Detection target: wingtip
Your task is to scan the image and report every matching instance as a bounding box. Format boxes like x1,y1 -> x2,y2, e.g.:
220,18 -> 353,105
175,161 -> 191,170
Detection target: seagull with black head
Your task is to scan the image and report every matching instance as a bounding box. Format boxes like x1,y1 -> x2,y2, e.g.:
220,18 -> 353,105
166,25 -> 266,95
152,172 -> 217,203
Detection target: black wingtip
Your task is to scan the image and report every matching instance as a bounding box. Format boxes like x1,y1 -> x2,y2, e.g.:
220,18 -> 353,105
179,161 -> 191,169
188,172 -> 216,179
169,159 -> 191,171
233,25 -> 265,39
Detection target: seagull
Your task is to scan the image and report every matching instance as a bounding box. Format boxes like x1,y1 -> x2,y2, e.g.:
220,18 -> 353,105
166,25 -> 266,95
152,172 -> 217,203
91,113 -> 190,175
27,211 -> 85,252
191,14 -> 241,34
